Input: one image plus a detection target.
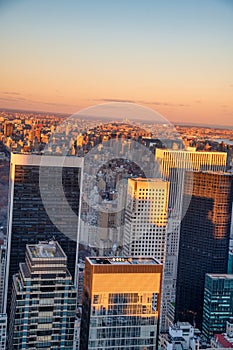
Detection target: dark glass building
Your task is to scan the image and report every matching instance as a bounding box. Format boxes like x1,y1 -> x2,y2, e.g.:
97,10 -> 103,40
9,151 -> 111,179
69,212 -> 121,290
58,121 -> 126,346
4,153 -> 83,316
175,171 -> 233,328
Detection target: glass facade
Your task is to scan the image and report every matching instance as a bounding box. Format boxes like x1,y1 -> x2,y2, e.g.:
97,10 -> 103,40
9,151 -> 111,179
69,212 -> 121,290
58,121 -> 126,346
0,242 -> 6,313
0,313 -> 7,350
80,257 -> 163,350
175,171 -> 233,328
155,150 -> 227,331
6,154 -> 82,317
202,274 -> 233,341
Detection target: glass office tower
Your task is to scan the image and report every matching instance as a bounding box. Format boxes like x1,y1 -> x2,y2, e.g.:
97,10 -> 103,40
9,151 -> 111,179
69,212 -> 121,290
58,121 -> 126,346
80,256 -> 163,350
202,274 -> 233,341
4,153 -> 83,316
175,171 -> 233,328
0,313 -> 7,350
155,149 -> 227,330
0,239 -> 6,313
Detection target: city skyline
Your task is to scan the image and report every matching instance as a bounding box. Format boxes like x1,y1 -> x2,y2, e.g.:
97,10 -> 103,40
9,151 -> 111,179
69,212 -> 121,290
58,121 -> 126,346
0,118 -> 233,348
1,0 -> 233,126
0,0 -> 233,347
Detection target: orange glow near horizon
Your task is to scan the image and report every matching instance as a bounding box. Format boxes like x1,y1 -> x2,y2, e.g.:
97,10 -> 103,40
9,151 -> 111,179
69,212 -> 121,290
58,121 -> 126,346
0,0 -> 233,126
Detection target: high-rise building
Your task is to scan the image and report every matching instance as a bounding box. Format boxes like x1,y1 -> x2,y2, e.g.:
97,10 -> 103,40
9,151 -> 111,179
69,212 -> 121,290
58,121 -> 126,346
0,239 -> 6,313
202,274 -> 233,341
4,153 -> 83,316
228,249 -> 233,274
175,171 -> 233,328
123,177 -> 170,330
0,313 -> 7,350
80,256 -> 163,350
155,149 -> 227,216
155,148 -> 227,174
155,149 -> 228,329
123,178 -> 169,262
8,241 -> 76,349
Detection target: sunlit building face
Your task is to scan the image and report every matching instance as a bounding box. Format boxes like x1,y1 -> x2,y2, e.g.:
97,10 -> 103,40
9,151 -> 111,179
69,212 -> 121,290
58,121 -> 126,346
80,257 -> 163,350
123,178 -> 169,263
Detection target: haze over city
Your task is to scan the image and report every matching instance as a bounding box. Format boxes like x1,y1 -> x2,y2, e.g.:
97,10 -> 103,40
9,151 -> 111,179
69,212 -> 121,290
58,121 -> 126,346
1,0 -> 233,126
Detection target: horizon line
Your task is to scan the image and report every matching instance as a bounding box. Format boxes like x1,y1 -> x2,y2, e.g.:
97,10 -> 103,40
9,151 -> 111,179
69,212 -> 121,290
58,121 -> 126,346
0,106 -> 233,130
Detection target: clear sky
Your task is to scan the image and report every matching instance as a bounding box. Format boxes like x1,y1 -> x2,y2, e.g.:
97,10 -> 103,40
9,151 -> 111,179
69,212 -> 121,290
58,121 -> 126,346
0,0 -> 233,126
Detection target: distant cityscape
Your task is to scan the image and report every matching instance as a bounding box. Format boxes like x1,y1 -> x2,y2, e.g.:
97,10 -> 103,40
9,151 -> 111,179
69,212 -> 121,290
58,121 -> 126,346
0,106 -> 232,349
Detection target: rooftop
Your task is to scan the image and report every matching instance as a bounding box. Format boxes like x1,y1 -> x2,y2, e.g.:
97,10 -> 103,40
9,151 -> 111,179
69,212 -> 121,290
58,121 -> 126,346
156,148 -> 227,155
171,322 -> 193,329
27,241 -> 66,260
88,256 -> 160,265
129,177 -> 166,183
206,274 -> 233,279
214,333 -> 233,348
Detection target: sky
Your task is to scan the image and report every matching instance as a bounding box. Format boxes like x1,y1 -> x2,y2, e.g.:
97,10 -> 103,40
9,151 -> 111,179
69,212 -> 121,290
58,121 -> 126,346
0,0 -> 233,126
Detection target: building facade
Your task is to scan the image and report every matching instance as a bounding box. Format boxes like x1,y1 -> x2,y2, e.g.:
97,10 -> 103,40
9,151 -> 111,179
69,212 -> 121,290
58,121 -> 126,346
8,241 -> 77,349
175,171 -> 233,328
155,149 -> 227,330
123,177 -> 170,330
4,153 -> 83,315
159,322 -> 199,350
0,313 -> 7,350
155,149 -> 227,175
0,239 -> 6,313
155,149 -> 227,218
211,319 -> 233,348
202,274 -> 233,341
3,122 -> 13,138
123,178 -> 169,262
123,177 -> 170,331
80,256 -> 163,350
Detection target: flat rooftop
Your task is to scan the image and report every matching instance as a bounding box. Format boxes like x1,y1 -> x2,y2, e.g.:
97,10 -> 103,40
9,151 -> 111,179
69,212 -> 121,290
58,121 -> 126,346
171,322 -> 193,329
88,256 -> 161,265
129,177 -> 165,182
27,241 -> 66,259
206,274 -> 233,279
11,152 -> 83,167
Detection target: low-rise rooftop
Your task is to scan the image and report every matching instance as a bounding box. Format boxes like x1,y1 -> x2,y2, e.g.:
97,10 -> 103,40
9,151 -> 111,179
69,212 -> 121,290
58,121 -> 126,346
88,256 -> 160,265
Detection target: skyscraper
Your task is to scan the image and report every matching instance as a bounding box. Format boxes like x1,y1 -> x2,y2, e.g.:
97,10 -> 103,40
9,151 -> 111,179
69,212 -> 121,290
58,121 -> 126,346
80,256 -> 163,350
4,153 -> 83,315
155,149 -> 227,216
202,274 -> 233,341
155,148 -> 227,174
155,149 -> 228,328
123,177 -> 170,330
8,241 -> 76,349
0,239 -> 6,313
123,178 -> 169,263
0,313 -> 7,350
175,171 -> 233,328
